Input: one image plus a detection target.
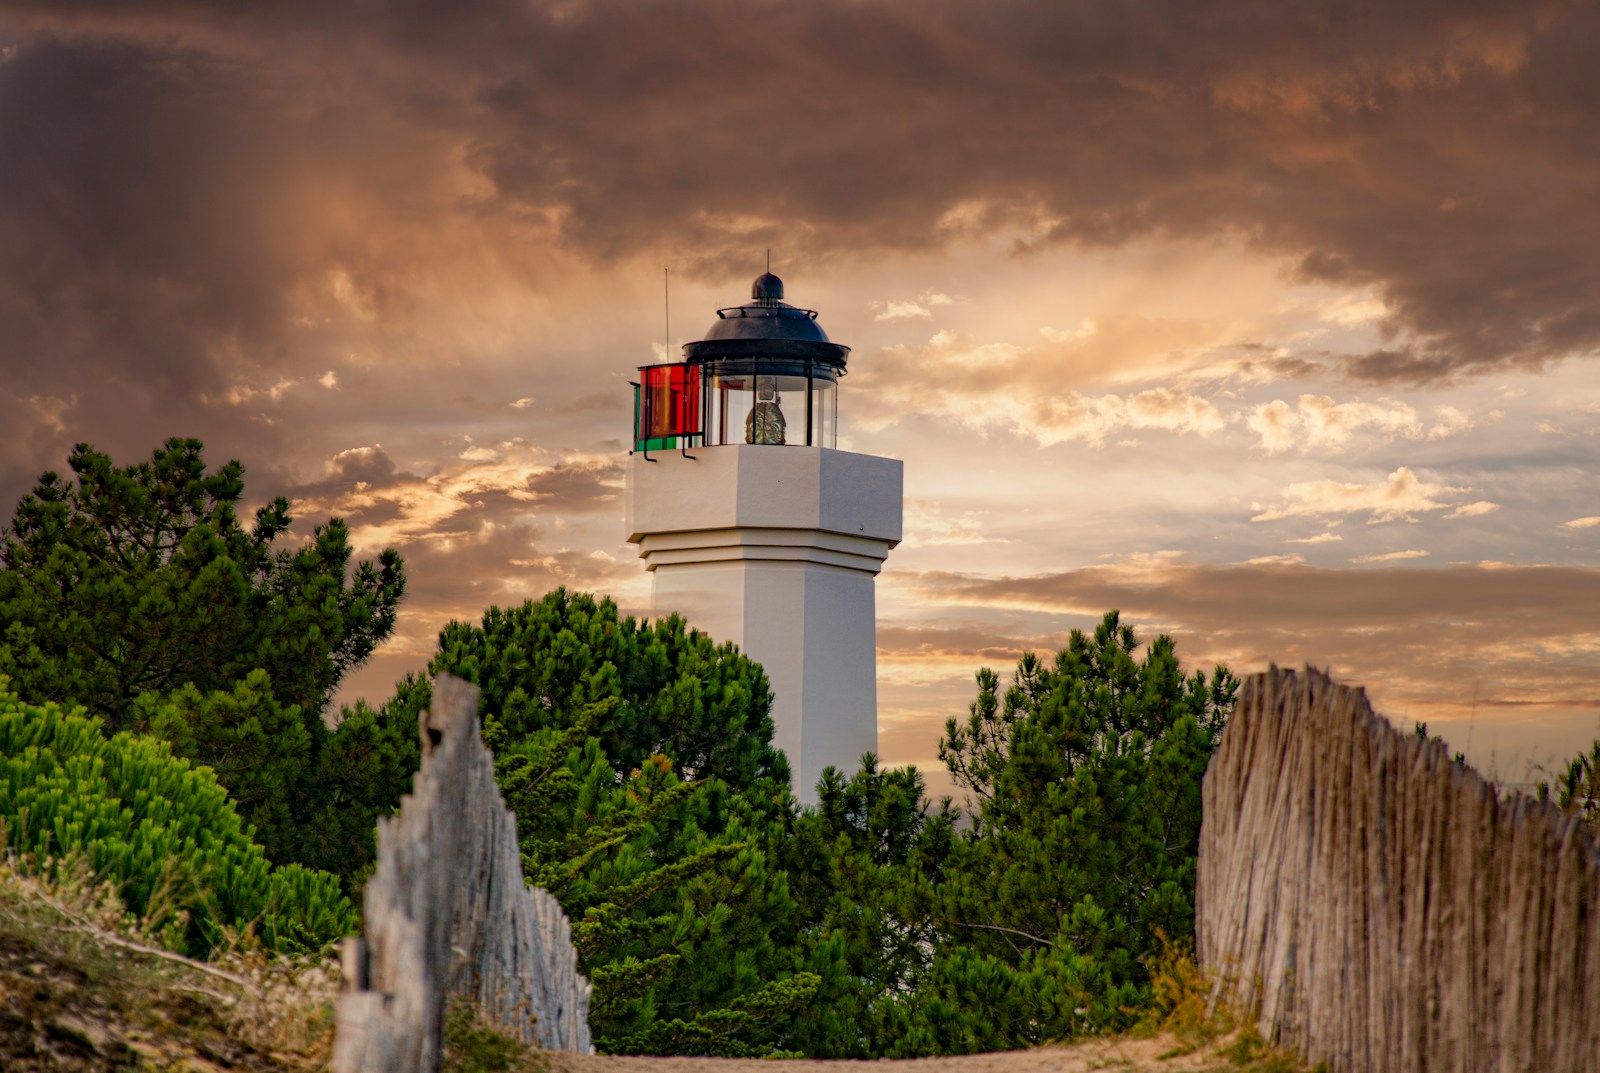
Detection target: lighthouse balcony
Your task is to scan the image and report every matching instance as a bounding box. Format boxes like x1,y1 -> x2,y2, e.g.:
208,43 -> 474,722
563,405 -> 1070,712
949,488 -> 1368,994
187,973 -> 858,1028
625,443 -> 902,552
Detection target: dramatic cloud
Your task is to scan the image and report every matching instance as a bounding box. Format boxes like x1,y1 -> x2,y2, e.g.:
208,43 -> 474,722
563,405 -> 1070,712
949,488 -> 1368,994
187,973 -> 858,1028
1282,396 -> 1421,448
851,328 -> 1233,445
1246,395 -> 1485,453
299,440 -> 635,709
1353,549 -> 1430,563
889,558 -> 1600,776
1,0 -> 1596,441
1251,466 -> 1472,524
903,499 -> 1001,547
874,291 -> 954,321
285,441 -> 624,555
2,1 -> 1597,793
1445,501 -> 1501,520
875,303 -> 932,322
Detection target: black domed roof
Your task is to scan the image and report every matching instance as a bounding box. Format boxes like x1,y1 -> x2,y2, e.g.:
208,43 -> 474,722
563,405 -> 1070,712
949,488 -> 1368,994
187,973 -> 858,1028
699,274 -> 832,345
683,273 -> 850,373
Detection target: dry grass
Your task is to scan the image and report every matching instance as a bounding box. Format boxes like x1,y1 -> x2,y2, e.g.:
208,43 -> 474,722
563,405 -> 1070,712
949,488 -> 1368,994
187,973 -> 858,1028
0,850 -> 337,1071
444,999 -> 552,1073
0,849 -> 552,1072
1133,941 -> 1324,1073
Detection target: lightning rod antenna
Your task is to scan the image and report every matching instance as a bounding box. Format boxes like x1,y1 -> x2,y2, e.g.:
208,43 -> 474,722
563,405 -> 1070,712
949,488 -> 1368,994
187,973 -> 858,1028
663,267 -> 669,361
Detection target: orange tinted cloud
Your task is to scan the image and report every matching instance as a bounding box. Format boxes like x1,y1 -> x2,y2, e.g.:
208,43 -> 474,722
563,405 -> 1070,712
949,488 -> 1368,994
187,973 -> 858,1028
881,558 -> 1600,781
1251,467 -> 1477,524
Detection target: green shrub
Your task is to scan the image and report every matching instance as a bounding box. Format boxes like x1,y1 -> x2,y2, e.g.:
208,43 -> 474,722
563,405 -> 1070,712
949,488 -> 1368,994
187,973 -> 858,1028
0,678 -> 354,957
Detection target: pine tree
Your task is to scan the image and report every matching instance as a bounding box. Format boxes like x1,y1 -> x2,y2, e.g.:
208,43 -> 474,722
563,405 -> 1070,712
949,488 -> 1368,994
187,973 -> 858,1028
418,591 -> 816,1055
0,438 -> 403,721
426,589 -> 785,787
772,757 -> 957,1057
0,439 -> 410,884
916,611 -> 1237,1050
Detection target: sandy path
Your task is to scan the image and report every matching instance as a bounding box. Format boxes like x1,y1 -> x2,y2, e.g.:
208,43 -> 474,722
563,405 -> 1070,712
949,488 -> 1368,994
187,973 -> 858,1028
547,1033 -> 1249,1073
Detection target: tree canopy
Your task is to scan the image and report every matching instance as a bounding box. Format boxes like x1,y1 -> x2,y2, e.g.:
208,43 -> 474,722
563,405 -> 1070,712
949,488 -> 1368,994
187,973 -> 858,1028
0,438 -> 403,722
427,591 -> 786,788
407,591 -> 815,1055
0,439 -> 411,884
907,613 -> 1237,1051
0,439 -> 1245,1056
410,594 -> 1236,1057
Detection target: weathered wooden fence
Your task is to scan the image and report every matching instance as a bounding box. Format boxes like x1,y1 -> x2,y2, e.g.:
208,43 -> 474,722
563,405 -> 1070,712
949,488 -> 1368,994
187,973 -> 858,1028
333,673 -> 592,1073
1198,665 -> 1600,1073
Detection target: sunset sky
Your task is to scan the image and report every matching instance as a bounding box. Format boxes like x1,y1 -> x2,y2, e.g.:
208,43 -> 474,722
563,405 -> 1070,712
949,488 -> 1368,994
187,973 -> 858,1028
2,0 -> 1597,798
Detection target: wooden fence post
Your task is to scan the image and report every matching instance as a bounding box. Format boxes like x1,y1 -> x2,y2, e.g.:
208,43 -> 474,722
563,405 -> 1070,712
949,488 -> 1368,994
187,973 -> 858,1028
1198,665 -> 1600,1073
333,673 -> 593,1073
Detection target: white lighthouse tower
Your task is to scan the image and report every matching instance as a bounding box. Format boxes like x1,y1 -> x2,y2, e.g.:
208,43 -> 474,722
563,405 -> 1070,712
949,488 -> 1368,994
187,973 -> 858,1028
625,271 -> 902,803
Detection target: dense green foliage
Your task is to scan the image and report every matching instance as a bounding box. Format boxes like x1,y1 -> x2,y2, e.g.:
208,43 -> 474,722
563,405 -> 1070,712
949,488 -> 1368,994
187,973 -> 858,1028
908,614 -> 1237,1051
0,438 -> 403,720
414,592 -> 1234,1058
771,758 -> 955,1055
0,439 -> 413,886
750,612 -> 1234,1057
429,594 -> 786,787
0,436 -> 1244,1053
0,680 -> 355,957
410,591 -> 817,1055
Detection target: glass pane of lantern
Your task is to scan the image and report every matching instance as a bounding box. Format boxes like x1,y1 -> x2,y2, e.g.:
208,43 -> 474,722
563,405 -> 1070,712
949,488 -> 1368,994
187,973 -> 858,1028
701,368 -> 839,447
808,377 -> 837,449
638,363 -> 701,445
710,373 -> 752,447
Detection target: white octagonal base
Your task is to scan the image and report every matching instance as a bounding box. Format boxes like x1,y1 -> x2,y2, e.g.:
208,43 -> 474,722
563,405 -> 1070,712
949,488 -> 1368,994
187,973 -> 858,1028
626,445 -> 902,804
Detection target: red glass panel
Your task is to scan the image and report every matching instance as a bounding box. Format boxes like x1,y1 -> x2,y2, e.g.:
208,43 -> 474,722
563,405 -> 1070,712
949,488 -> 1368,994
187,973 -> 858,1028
640,363 -> 701,440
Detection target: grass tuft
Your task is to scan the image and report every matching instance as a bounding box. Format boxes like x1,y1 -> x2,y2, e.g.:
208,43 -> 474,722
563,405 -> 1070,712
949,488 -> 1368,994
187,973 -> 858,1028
444,999 -> 550,1073
1137,937 -> 1320,1073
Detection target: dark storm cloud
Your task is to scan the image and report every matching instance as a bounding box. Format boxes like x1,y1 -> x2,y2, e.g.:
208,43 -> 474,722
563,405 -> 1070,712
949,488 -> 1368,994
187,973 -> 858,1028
445,0 -> 1600,382
1,0 -> 1597,504
0,30 -> 378,504
0,40 -> 284,392
0,37 -> 272,498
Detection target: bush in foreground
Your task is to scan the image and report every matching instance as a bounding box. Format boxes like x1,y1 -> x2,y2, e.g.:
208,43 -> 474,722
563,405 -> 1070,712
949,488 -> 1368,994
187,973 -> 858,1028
0,679 -> 354,957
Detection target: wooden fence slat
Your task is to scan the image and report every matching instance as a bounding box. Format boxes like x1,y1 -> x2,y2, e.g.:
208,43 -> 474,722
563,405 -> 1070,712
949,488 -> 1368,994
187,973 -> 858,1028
1199,666 -> 1600,1073
333,674 -> 593,1073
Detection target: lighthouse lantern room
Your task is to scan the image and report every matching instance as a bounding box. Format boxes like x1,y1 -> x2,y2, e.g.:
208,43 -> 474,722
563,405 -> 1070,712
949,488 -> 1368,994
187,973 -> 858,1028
626,272 -> 903,803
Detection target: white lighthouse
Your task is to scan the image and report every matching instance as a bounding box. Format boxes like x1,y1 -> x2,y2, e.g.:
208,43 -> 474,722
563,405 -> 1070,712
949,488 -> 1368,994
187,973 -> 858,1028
625,272 -> 902,803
